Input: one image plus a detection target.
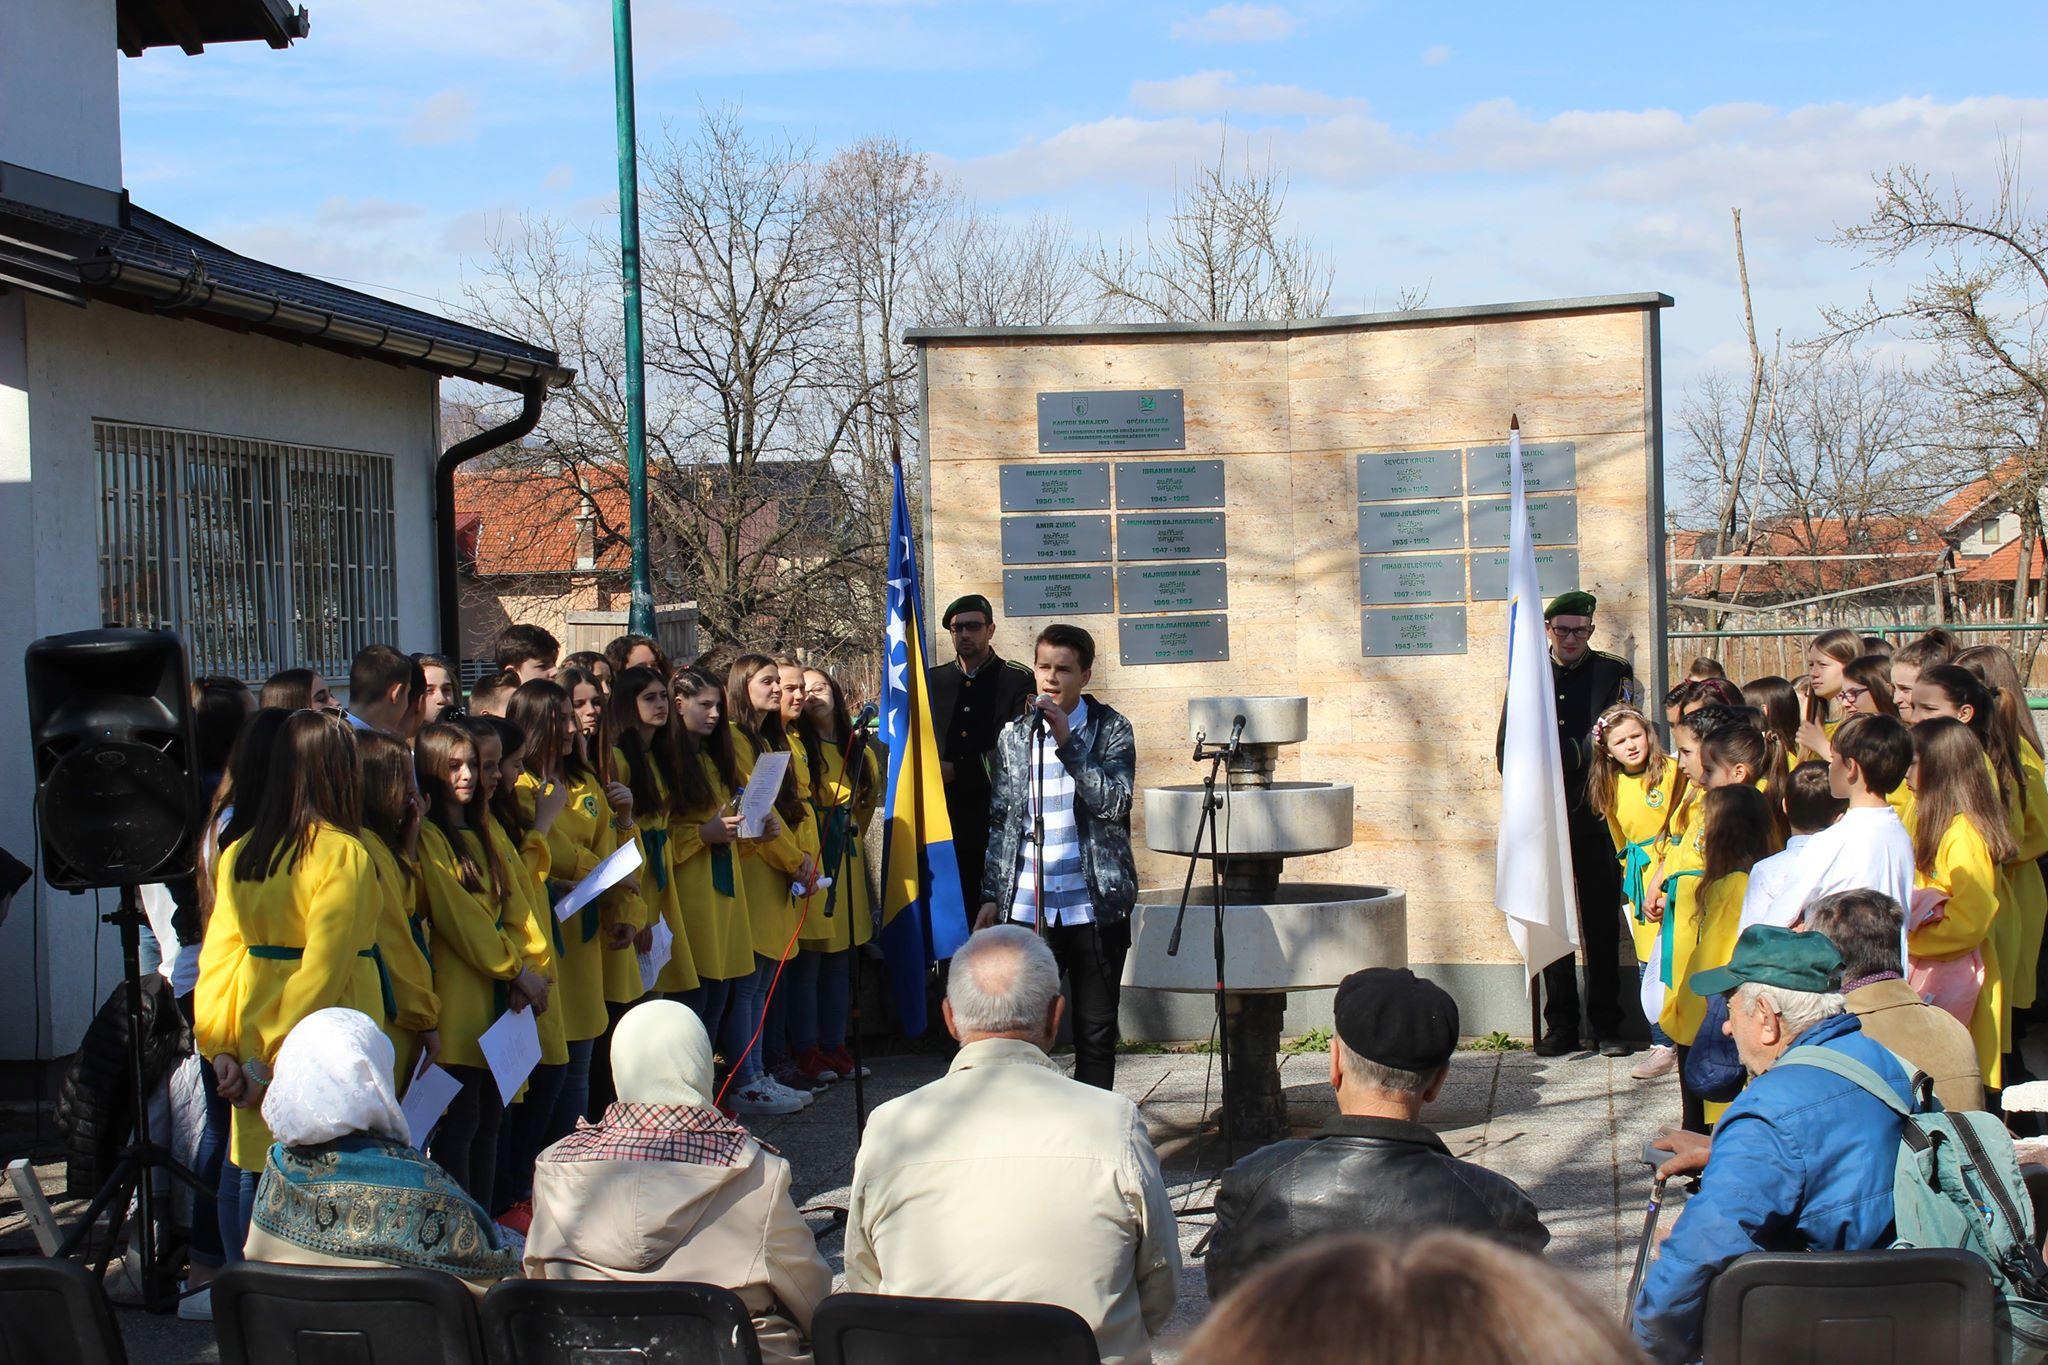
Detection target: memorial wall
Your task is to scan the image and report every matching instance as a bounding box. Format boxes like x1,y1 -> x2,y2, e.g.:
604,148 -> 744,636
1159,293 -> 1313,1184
908,293 -> 1672,1033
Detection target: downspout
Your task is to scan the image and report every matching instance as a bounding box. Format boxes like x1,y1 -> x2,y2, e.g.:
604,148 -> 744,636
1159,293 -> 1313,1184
437,378 -> 548,661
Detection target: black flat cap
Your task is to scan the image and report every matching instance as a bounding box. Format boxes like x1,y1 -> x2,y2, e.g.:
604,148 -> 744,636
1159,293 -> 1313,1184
1333,967 -> 1459,1074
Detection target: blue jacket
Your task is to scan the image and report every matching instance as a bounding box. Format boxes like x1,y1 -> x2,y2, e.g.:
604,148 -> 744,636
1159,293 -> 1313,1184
1632,1012 -> 1910,1363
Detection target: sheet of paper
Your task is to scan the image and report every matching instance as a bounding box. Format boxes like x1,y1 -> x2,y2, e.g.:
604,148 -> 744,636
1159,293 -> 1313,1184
738,750 -> 791,839
478,1005 -> 543,1106
399,1063 -> 463,1148
554,835 -> 644,923
637,916 -> 674,992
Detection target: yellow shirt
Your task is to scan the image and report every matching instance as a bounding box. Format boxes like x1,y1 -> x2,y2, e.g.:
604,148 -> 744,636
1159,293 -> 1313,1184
668,753 -> 756,982
801,736 -> 883,952
1605,757 -> 1679,963
485,818 -> 568,1066
193,825 -> 385,1172
733,730 -> 821,962
608,747 -> 700,996
416,821 -> 529,1074
515,770 -> 624,1033
363,835 -> 439,1087
1914,813 -> 2004,1086
1652,815 -> 1708,1045
2007,746 -> 2048,1013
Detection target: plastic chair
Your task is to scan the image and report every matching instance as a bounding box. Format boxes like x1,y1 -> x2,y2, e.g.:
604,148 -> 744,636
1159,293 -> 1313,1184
212,1262 -> 486,1365
0,1257 -> 128,1365
811,1293 -> 1101,1365
481,1279 -> 762,1365
1700,1248 -> 1995,1364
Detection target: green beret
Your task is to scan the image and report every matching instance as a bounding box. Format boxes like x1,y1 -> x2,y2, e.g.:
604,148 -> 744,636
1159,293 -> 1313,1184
1544,590 -> 1597,620
942,594 -> 994,627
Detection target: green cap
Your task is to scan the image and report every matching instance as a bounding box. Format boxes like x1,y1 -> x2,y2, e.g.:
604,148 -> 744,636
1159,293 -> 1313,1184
1544,590 -> 1597,620
1689,924 -> 1845,998
942,594 -> 994,628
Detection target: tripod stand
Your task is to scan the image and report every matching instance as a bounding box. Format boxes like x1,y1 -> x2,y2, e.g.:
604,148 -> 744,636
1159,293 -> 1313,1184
1164,717 -> 1243,1170
56,885 -> 208,1312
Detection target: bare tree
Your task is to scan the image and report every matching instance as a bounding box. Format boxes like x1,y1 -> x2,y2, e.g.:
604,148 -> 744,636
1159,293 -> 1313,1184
1085,133 -> 1334,323
919,208 -> 1086,329
1826,146 -> 2048,619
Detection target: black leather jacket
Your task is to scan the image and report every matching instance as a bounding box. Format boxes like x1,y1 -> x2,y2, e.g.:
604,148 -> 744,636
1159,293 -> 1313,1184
979,697 -> 1138,925
1205,1114 -> 1551,1299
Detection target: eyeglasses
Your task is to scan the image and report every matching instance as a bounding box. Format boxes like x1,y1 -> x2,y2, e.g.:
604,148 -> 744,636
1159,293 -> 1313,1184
1840,686 -> 1869,705
1549,624 -> 1594,639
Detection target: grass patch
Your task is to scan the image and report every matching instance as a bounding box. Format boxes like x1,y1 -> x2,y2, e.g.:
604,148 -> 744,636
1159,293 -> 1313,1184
1465,1030 -> 1527,1052
1280,1027 -> 1332,1056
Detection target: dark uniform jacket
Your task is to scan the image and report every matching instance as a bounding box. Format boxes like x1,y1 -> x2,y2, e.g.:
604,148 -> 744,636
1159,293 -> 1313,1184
928,654 -> 1035,786
1495,647 -> 1637,811
1205,1114 -> 1551,1301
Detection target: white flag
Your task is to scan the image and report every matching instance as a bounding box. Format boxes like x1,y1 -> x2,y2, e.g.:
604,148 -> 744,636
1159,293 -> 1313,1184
1494,419 -> 1579,986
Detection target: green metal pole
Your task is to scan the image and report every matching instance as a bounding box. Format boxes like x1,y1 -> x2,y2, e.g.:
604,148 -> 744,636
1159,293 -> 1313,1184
612,0 -> 654,635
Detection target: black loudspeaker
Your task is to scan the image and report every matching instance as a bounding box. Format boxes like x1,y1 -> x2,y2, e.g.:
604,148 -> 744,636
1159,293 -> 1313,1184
25,628 -> 201,890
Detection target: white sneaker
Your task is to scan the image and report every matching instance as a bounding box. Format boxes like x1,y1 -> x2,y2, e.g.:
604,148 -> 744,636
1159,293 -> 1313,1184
177,1285 -> 213,1322
730,1080 -> 805,1116
1631,1044 -> 1679,1081
766,1076 -> 815,1108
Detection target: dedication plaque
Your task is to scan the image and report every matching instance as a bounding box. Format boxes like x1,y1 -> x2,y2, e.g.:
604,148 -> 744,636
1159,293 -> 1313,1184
1038,390 -> 1185,453
998,461 -> 1111,512
1361,606 -> 1468,658
1114,459 -> 1225,509
1467,440 -> 1578,494
1467,548 -> 1581,601
1119,614 -> 1230,666
1116,512 -> 1227,561
1358,554 -> 1465,606
1117,562 -> 1227,614
1002,567 -> 1115,617
1356,449 -> 1463,503
1467,494 -> 1579,548
1000,514 -> 1113,565
1357,501 -> 1466,554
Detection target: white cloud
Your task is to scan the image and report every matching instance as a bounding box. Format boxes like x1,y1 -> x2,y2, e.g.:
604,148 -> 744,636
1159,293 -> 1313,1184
1420,43 -> 1451,66
544,164 -> 576,192
1170,4 -> 1298,45
1130,70 -> 1365,119
404,90 -> 478,146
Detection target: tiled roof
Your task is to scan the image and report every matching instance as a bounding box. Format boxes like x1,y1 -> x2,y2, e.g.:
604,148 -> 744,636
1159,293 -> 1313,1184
1674,517 -> 1946,599
454,470 -> 628,577
1957,536 -> 2048,584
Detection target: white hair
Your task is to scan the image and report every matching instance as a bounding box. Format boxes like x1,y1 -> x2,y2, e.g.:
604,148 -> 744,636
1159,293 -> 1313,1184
1337,1037 -> 1435,1097
1734,981 -> 1845,1040
948,925 -> 1061,1034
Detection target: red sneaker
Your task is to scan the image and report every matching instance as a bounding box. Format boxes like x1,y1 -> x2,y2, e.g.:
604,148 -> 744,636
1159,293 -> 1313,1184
826,1046 -> 871,1080
497,1199 -> 534,1236
796,1048 -> 840,1085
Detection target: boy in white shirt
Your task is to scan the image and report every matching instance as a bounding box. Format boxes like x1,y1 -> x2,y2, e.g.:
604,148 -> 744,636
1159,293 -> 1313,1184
1761,715 -> 1916,928
1743,761 -> 1849,929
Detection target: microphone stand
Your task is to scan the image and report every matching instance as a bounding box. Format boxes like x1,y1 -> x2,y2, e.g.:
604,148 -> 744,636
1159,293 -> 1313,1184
1028,705 -> 1048,940
1164,715 -> 1244,1167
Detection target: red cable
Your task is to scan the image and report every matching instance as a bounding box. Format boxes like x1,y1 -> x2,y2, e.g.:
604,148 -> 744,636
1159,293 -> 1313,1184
715,896 -> 813,1108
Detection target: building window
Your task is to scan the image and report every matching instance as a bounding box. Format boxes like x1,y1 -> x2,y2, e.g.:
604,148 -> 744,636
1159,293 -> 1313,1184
95,421 -> 398,680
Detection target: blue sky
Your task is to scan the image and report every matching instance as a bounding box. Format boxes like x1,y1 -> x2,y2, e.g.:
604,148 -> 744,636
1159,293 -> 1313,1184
116,1 -> 2048,391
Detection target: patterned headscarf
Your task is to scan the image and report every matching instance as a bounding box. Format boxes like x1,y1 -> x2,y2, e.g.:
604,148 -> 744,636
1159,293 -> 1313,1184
262,1008 -> 409,1148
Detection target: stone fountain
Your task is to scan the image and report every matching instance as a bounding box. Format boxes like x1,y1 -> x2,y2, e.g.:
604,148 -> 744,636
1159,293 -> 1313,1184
1125,696 -> 1408,1143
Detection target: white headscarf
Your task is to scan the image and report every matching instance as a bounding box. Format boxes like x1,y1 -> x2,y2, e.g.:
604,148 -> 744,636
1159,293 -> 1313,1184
262,1007 -> 410,1148
611,999 -> 716,1109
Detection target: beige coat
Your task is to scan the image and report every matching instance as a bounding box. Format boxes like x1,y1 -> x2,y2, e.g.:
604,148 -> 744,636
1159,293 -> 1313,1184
844,1038 -> 1180,1365
1846,977 -> 1987,1113
524,1139 -> 832,1365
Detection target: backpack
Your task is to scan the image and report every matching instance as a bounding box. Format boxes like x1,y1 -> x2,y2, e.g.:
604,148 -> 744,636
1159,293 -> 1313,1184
1780,1046 -> 2048,1364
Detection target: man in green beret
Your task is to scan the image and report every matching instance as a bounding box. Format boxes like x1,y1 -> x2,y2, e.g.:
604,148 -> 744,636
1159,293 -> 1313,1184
927,593 -> 1035,909
1498,589 -> 1639,1057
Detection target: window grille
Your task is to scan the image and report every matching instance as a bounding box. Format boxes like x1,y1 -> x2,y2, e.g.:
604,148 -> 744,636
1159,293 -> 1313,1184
95,421 -> 399,681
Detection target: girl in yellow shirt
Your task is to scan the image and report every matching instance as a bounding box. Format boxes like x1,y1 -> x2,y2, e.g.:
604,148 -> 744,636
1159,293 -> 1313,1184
1586,706 -> 1680,1070
667,666 -> 754,1038
604,666 -> 700,1001
1907,715 -> 2015,1085
354,731 -> 439,1091
1954,645 -> 2048,1017
1795,627 -> 1862,760
193,711 -> 384,1252
412,722 -> 551,1212
722,654 -> 821,1115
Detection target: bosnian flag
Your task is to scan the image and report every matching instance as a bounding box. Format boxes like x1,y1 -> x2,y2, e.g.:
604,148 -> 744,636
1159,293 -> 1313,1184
1493,416 -> 1579,986
876,459 -> 970,1037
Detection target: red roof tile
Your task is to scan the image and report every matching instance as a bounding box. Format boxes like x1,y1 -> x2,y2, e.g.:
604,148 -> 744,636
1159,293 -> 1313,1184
1958,535 -> 2048,584
454,469 -> 628,577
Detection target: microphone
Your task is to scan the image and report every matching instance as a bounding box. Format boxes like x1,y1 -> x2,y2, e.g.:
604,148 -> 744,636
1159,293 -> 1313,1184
850,701 -> 879,732
1228,713 -> 1247,753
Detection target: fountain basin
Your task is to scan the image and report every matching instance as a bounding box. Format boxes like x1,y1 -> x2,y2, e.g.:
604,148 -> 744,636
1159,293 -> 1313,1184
1123,883 -> 1408,993
1185,695 -> 1309,746
1143,782 -> 1355,857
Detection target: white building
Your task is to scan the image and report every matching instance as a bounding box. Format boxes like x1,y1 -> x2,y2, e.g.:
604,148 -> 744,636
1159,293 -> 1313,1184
0,0 -> 572,1076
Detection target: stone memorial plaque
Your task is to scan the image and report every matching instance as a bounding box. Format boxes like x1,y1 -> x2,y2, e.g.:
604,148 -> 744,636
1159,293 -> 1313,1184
1037,389 -> 1185,453
1357,501 -> 1466,554
1119,613 -> 1230,666
1358,554 -> 1466,606
1116,512 -> 1227,561
1467,548 -> 1582,601
1114,459 -> 1225,509
1000,514 -> 1113,565
1356,449 -> 1464,502
998,461 -> 1111,512
1466,494 -> 1578,549
1467,440 -> 1578,494
1002,567 -> 1114,617
1361,606 -> 1468,658
1117,562 -> 1228,614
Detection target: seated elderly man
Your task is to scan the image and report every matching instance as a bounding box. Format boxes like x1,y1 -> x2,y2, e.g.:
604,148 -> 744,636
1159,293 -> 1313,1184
1634,926 -> 1913,1364
844,925 -> 1179,1365
525,1000 -> 831,1365
1205,967 -> 1548,1300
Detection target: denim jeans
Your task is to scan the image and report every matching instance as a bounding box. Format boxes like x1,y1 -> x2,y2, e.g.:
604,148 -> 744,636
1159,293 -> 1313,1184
216,1161 -> 260,1263
725,955 -> 776,1083
431,1065 -> 502,1213
676,977 -> 735,1051
786,949 -> 851,1054
494,1061 -> 565,1216
763,959 -> 793,1071
1640,966 -> 1673,1047
187,1052 -> 231,1267
584,1001 -> 635,1122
